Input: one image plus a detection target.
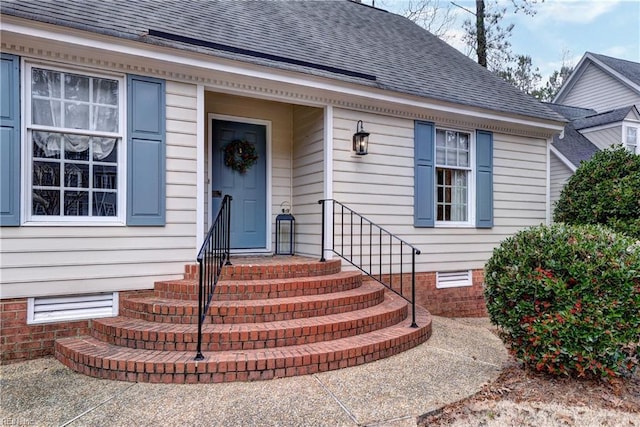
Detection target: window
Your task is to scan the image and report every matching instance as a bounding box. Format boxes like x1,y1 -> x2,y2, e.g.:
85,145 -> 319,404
626,126 -> 639,154
435,129 -> 472,223
414,121 -> 492,229
26,64 -> 124,222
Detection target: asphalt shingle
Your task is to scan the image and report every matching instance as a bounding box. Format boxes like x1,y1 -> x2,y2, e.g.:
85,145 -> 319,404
552,123 -> 599,168
590,52 -> 640,87
1,0 -> 564,123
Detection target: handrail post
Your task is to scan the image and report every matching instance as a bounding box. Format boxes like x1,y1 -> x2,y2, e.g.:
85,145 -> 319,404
225,196 -> 232,266
319,200 -> 326,262
410,250 -> 418,328
195,257 -> 205,360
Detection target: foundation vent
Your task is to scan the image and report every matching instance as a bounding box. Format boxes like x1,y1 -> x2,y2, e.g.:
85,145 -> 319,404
436,270 -> 472,289
27,292 -> 119,324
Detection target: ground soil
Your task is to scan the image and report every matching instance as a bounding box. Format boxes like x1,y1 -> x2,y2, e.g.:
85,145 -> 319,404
418,357 -> 640,426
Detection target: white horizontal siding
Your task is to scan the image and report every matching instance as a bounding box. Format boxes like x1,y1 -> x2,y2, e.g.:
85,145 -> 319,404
580,126 -> 622,150
549,151 -> 574,216
331,108 -> 547,273
292,106 -> 324,256
0,80 -> 198,299
563,63 -> 640,112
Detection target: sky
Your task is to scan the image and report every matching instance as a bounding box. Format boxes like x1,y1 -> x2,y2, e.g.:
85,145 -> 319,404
374,0 -> 640,81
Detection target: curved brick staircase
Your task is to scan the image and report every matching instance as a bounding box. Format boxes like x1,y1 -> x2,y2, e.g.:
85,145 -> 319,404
55,257 -> 432,383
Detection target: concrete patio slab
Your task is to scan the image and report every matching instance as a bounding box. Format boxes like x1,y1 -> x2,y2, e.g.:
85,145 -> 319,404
0,316 -> 507,426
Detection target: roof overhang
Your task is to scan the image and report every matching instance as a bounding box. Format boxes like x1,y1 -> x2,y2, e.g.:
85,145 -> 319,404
554,52 -> 640,104
2,15 -> 565,137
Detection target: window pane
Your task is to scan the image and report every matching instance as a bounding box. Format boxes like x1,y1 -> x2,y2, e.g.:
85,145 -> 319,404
33,161 -> 60,186
64,102 -> 90,129
32,69 -> 61,98
64,137 -> 90,161
64,191 -> 89,216
436,130 -> 446,148
33,190 -> 60,215
64,74 -> 90,102
93,192 -> 117,216
33,132 -> 61,159
93,138 -> 118,162
32,99 -> 61,127
446,131 -> 457,148
93,78 -> 118,105
459,151 -> 469,167
64,163 -> 89,188
92,106 -> 119,132
94,165 -> 117,189
436,166 -> 468,222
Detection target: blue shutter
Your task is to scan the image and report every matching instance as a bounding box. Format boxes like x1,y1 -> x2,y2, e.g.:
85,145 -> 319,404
127,75 -> 166,226
1,54 -> 20,226
476,130 -> 493,228
414,121 -> 435,227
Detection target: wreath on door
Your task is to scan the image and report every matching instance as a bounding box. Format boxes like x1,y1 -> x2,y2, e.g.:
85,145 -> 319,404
223,139 -> 259,174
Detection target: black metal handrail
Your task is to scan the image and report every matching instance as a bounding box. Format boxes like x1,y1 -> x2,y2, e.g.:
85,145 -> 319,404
195,195 -> 232,360
319,199 -> 421,327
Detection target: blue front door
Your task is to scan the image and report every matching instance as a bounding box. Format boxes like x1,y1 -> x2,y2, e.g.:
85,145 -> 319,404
212,120 -> 267,249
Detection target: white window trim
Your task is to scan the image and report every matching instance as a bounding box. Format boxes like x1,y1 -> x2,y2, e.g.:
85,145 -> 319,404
436,270 -> 473,289
622,122 -> 640,155
21,60 -> 127,226
434,126 -> 476,228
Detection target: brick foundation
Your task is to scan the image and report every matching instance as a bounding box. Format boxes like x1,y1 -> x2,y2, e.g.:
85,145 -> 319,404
414,269 -> 488,317
1,299 -> 90,364
1,290 -> 151,365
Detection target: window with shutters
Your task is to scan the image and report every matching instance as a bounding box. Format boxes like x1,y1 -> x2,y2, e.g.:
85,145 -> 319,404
435,128 -> 474,225
25,62 -> 125,223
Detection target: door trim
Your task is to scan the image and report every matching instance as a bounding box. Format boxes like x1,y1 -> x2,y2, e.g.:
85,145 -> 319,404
208,113 -> 272,253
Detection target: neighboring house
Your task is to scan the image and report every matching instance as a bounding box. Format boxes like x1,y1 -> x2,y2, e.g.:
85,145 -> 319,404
549,53 -> 640,208
0,0 -> 564,363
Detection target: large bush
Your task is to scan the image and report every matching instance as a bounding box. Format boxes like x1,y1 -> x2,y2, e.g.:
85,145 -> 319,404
553,146 -> 640,240
485,223 -> 640,379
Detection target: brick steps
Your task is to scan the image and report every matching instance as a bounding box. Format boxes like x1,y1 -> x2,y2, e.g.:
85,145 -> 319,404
55,306 -> 431,384
92,289 -> 406,351
120,280 -> 385,324
154,270 -> 363,301
54,256 -> 432,383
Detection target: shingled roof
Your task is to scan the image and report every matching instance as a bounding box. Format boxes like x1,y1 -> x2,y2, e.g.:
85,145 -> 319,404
551,123 -> 599,169
590,52 -> 640,87
1,0 -> 563,123
543,103 -> 596,121
572,106 -> 635,130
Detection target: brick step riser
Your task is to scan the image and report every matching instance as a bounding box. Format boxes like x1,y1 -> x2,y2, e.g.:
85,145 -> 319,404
184,259 -> 342,281
91,304 -> 407,352
119,288 -> 385,324
154,276 -> 362,301
55,321 -> 431,384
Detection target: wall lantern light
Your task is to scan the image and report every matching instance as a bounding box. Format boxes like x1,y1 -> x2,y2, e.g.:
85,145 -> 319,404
352,120 -> 370,155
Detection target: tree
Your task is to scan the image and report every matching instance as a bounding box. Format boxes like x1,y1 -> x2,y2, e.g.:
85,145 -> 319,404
553,146 -> 640,239
380,0 -> 457,40
457,0 -> 542,71
531,53 -> 574,101
497,54 -> 541,94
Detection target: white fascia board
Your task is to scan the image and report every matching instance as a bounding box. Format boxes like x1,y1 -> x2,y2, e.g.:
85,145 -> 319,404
550,145 -> 577,172
578,121 -> 621,133
553,54 -> 590,103
2,19 -> 564,133
586,53 -> 640,95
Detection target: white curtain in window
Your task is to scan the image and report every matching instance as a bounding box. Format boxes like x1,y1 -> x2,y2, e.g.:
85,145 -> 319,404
33,132 -> 116,160
452,170 -> 467,221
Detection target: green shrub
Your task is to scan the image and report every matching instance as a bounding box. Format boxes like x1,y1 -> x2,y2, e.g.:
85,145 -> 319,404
553,146 -> 640,240
485,223 -> 640,379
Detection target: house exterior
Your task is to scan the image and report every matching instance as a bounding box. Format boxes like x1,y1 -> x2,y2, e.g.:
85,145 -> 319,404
1,0 -> 564,363
549,53 -> 640,207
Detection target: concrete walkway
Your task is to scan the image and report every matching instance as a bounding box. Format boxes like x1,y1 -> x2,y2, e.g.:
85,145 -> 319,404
0,317 -> 507,427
